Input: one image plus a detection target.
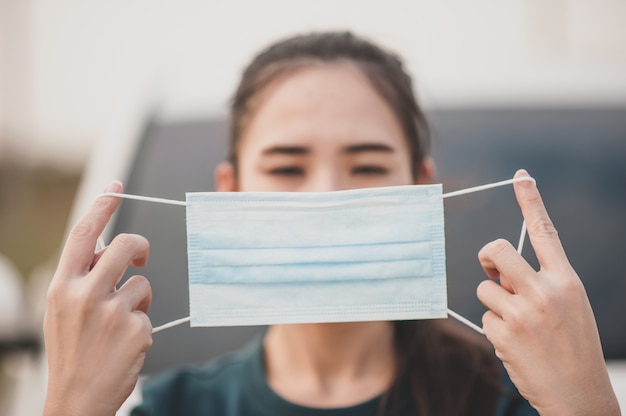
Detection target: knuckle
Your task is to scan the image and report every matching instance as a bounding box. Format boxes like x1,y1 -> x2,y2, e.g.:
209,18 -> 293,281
481,238 -> 512,261
505,303 -> 525,328
137,236 -> 150,258
532,290 -> 554,317
476,280 -> 491,300
476,281 -> 485,298
111,233 -> 149,256
48,283 -> 99,317
479,238 -> 509,259
112,233 -> 136,250
73,287 -> 100,314
525,191 -> 543,206
507,309 -> 521,327
46,281 -> 63,304
100,299 -> 130,331
530,218 -> 559,240
138,276 -> 152,297
70,220 -> 95,240
131,314 -> 153,350
481,310 -> 494,329
71,198 -> 117,240
142,331 -> 154,350
481,310 -> 489,325
102,299 -> 126,322
129,275 -> 152,297
94,195 -> 118,216
491,238 -> 512,256
514,293 -> 554,331
481,311 -> 506,349
143,334 -> 154,350
557,275 -> 585,299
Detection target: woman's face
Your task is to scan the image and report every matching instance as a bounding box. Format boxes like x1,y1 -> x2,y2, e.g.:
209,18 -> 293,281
218,63 -> 427,193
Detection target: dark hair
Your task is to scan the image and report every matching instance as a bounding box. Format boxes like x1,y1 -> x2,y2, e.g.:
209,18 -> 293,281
387,320 -> 502,415
230,31 -> 502,415
230,31 -> 430,179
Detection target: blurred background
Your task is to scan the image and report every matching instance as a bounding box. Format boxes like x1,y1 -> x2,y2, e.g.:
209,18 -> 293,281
1,0 -> 625,414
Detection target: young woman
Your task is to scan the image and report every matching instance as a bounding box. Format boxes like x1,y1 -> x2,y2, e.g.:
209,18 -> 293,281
43,32 -> 620,416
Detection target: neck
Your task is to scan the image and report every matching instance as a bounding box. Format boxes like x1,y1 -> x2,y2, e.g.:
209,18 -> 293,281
263,321 -> 396,407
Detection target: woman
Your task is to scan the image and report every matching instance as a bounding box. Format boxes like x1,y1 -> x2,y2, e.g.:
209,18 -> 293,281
43,32 -> 620,416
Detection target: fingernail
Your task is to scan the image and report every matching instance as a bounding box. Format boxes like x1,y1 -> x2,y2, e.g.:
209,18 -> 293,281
515,169 -> 533,187
104,180 -> 123,193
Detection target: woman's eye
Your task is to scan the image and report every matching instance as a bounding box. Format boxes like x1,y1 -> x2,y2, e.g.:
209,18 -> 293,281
268,166 -> 305,177
352,165 -> 388,175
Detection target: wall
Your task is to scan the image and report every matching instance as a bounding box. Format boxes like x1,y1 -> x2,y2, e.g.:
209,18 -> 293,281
0,0 -> 625,169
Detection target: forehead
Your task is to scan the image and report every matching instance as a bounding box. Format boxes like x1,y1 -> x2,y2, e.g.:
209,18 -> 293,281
238,63 -> 408,154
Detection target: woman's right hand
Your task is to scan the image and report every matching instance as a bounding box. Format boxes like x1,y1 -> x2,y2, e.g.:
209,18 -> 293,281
44,181 -> 153,416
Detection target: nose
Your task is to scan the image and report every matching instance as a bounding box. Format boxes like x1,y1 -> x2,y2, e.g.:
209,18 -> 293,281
302,167 -> 345,192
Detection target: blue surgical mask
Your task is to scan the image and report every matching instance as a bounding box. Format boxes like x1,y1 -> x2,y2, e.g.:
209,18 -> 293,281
185,184 -> 446,327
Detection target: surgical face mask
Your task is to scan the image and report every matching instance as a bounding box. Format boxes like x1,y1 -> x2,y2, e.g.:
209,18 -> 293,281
186,184 -> 446,327
98,175 -> 535,334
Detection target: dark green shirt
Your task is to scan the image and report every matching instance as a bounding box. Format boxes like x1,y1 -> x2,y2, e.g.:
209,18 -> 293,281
131,340 -> 537,416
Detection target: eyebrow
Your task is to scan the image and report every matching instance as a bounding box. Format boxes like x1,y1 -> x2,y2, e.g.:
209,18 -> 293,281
343,143 -> 395,154
260,142 -> 395,156
262,145 -> 309,156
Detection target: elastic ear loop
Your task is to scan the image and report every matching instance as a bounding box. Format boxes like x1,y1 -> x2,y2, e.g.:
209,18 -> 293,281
94,195 -> 190,333
96,175 -> 536,335
442,176 -> 535,334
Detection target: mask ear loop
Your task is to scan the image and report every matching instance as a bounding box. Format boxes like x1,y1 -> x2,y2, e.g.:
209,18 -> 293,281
95,192 -> 189,333
95,193 -> 187,254
443,175 -> 536,335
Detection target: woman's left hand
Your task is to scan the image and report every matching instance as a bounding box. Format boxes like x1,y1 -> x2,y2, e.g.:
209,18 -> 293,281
476,170 -> 620,416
